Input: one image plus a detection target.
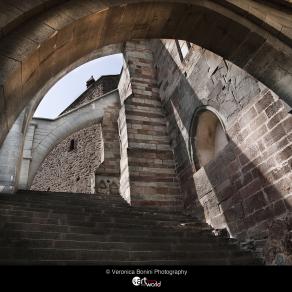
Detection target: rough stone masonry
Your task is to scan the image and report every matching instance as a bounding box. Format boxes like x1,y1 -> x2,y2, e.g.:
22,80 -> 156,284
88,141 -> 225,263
27,39 -> 292,264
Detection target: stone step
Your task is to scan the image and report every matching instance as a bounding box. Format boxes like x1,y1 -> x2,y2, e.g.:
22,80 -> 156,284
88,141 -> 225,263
128,156 -> 175,167
126,100 -> 162,110
8,193 -> 124,202
130,93 -> 161,102
0,199 -> 129,211
0,257 -> 261,265
2,222 -> 213,237
126,109 -> 166,120
130,188 -> 181,200
0,238 -> 239,252
128,141 -> 171,151
0,192 -> 127,205
1,229 -> 237,244
0,214 -> 208,229
127,97 -> 162,107
0,247 -> 254,262
128,166 -> 176,177
131,200 -> 183,212
0,195 -> 186,215
0,190 -> 261,264
0,207 -> 194,223
126,104 -> 165,115
0,205 -> 190,221
127,133 -> 170,144
128,148 -> 174,159
131,180 -> 179,189
130,175 -> 178,183
0,202 -> 135,215
126,115 -> 166,125
126,118 -> 167,128
127,127 -> 167,138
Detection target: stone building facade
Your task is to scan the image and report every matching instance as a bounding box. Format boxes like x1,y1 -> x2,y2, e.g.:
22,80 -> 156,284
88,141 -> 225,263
149,39 -> 292,263
26,39 -> 291,263
31,75 -> 120,194
31,123 -> 103,193
60,74 -> 120,115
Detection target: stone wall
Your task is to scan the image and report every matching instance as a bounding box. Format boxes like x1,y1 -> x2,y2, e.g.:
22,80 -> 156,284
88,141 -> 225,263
31,122 -> 103,193
60,75 -> 120,115
28,72 -> 120,194
151,39 -> 292,260
22,90 -> 119,191
95,103 -> 121,199
118,40 -> 182,210
0,109 -> 26,193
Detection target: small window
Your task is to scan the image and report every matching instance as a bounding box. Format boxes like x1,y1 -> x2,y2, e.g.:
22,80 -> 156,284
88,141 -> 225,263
176,40 -> 192,62
69,139 -> 76,151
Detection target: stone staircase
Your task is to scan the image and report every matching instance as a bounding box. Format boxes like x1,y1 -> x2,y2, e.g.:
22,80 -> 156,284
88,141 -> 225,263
124,94 -> 183,211
118,41 -> 184,211
0,190 -> 262,265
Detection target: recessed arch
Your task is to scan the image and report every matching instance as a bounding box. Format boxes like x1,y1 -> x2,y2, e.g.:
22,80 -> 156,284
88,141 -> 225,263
190,106 -> 229,170
0,0 -> 291,146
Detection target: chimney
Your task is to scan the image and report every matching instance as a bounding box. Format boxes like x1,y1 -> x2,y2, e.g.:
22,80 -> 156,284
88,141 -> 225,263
86,75 -> 95,88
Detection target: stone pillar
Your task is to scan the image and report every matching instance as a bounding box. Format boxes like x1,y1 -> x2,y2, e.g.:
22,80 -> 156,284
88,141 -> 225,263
0,110 -> 26,193
95,103 -> 121,198
118,40 -> 182,211
18,122 -> 37,190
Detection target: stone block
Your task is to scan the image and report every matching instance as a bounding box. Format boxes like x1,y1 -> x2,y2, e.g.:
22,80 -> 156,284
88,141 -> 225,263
223,202 -> 244,223
193,168 -> 213,199
243,191 -> 269,216
255,91 -> 275,113
267,110 -> 288,129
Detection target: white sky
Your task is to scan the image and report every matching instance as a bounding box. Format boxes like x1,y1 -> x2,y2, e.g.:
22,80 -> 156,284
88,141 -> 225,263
34,53 -> 124,119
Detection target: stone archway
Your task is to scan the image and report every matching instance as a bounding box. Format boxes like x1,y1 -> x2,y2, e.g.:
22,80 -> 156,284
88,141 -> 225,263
0,0 -> 291,147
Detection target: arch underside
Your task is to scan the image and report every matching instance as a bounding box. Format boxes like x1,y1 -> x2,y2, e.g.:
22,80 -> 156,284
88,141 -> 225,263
0,1 -> 291,146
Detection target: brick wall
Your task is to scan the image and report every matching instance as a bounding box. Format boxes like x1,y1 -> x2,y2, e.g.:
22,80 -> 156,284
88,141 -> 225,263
31,122 -> 103,193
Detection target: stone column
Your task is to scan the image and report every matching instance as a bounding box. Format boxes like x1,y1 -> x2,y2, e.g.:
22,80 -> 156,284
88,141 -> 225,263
95,103 -> 121,197
0,110 -> 26,193
18,122 -> 37,190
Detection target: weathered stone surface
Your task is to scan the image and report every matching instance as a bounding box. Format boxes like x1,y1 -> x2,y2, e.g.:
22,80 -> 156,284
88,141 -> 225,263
27,76 -> 120,194
0,0 -> 291,147
264,215 -> 292,265
31,122 -> 103,193
152,38 -> 292,262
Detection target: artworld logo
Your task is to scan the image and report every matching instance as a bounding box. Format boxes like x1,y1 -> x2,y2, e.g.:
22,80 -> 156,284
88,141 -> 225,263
132,276 -> 162,287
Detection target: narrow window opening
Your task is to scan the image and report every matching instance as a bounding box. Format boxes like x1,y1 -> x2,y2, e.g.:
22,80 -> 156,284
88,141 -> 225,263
69,139 -> 76,151
175,40 -> 191,62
